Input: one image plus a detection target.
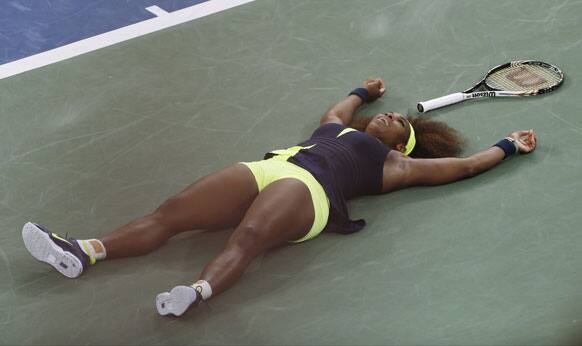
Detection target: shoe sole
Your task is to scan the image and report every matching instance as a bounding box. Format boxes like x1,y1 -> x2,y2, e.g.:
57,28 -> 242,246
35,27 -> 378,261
156,286 -> 197,317
22,222 -> 83,279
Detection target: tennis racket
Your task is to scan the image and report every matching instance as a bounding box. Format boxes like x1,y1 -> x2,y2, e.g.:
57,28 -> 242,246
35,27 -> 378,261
417,60 -> 564,113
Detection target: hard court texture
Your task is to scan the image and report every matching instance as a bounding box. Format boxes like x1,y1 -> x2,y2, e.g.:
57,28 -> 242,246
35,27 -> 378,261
1,0 -> 582,344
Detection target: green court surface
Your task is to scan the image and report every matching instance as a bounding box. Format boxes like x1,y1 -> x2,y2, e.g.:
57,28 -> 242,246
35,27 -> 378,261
1,0 -> 582,344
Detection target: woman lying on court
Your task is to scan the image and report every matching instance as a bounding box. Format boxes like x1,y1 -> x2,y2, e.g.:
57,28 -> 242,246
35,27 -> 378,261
22,77 -> 537,317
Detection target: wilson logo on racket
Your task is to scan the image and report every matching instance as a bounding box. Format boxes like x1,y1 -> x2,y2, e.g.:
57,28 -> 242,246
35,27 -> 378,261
417,60 -> 564,113
470,91 -> 496,98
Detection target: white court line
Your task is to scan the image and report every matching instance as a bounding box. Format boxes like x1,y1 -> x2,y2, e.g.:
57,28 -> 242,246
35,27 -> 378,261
0,0 -> 255,80
145,5 -> 169,17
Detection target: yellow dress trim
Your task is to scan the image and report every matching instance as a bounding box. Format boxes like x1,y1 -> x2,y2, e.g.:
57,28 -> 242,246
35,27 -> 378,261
337,127 -> 357,138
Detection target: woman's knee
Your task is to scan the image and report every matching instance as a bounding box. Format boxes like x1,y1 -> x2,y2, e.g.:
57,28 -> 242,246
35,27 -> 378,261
153,196 -> 190,228
155,195 -> 182,215
227,223 -> 271,254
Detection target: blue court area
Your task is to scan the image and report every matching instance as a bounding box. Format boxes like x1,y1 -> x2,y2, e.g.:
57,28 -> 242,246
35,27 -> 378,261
0,0 -> 209,64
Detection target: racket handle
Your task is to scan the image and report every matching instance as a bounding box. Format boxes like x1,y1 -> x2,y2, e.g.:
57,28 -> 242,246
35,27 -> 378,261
417,92 -> 465,113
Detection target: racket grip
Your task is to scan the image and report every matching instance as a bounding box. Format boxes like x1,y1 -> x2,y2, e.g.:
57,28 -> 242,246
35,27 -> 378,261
417,92 -> 465,113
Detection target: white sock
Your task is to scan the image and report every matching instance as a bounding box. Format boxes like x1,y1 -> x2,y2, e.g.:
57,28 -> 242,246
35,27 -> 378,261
77,239 -> 107,264
191,280 -> 213,301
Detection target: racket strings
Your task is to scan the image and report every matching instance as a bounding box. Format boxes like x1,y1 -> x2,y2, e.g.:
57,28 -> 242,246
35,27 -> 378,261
486,64 -> 561,91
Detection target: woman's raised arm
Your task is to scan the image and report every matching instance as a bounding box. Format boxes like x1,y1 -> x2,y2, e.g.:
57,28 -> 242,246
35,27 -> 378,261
320,78 -> 386,126
382,130 -> 537,192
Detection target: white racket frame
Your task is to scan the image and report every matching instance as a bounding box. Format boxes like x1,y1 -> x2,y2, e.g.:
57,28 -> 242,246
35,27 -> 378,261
417,60 -> 563,113
418,90 -> 532,113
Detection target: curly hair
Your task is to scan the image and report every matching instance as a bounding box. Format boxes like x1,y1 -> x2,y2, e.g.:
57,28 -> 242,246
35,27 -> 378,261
348,116 -> 466,158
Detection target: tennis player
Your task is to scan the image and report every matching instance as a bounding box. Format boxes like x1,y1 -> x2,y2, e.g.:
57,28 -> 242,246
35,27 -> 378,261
22,77 -> 536,317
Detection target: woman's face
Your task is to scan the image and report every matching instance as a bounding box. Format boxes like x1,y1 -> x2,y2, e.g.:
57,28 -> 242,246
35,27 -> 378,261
365,112 -> 411,152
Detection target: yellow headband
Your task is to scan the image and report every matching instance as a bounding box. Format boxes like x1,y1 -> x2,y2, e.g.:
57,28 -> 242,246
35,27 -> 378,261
403,123 -> 416,156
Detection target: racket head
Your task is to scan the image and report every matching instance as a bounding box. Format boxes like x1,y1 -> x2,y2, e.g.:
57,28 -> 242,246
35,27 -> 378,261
483,60 -> 564,94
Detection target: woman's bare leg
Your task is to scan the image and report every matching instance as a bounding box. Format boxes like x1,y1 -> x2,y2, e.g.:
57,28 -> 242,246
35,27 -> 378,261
100,164 -> 258,258
199,178 -> 315,296
156,178 -> 316,316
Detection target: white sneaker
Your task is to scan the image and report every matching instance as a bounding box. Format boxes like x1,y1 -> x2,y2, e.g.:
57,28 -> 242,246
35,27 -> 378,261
21,222 -> 89,278
156,285 -> 199,317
